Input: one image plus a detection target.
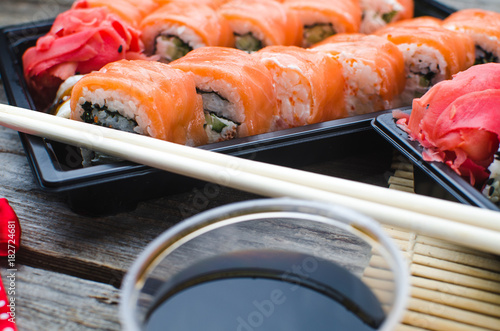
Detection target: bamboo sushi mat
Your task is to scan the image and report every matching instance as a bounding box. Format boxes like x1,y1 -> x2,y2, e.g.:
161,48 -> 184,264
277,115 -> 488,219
381,152 -> 500,331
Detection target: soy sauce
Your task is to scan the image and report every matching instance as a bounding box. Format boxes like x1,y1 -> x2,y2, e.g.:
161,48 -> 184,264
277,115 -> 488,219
145,250 -> 385,331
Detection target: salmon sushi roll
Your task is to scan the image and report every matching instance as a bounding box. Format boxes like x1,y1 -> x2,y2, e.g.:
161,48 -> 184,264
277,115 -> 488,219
253,46 -> 346,130
70,60 -> 207,147
140,2 -> 234,63
72,0 -> 158,28
171,47 -> 277,142
375,24 -> 475,103
442,9 -> 500,65
359,0 -> 414,33
312,33 -> 406,115
153,0 -> 230,9
383,15 -> 442,28
217,0 -> 303,53
283,0 -> 362,47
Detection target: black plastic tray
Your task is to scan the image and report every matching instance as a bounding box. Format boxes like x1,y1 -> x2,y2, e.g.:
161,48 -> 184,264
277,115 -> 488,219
371,109 -> 500,211
0,0 -> 456,215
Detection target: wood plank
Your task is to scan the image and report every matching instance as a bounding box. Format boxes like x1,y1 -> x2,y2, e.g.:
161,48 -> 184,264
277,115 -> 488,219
2,265 -> 120,330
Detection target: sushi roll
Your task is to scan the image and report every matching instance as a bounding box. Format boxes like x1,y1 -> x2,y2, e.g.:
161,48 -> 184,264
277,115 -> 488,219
442,9 -> 500,65
70,60 -> 207,146
171,47 -> 278,142
22,7 -> 146,111
253,45 -> 346,130
383,15 -> 442,28
153,0 -> 230,9
140,2 -> 234,62
375,24 -> 475,104
311,33 -> 406,116
283,0 -> 362,47
48,75 -> 85,119
482,151 -> 500,205
72,0 -> 158,28
359,0 -> 414,33
217,0 -> 303,53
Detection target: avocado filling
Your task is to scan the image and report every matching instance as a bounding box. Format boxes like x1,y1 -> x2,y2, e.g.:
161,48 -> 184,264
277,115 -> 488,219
475,45 -> 499,65
418,71 -> 437,89
155,35 -> 193,62
235,33 -> 263,53
408,66 -> 439,98
382,10 -> 398,24
197,91 -> 239,143
303,23 -> 335,46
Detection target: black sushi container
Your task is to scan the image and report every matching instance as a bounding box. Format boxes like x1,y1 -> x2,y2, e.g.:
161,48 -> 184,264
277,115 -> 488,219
0,0 -> 456,216
371,110 -> 500,212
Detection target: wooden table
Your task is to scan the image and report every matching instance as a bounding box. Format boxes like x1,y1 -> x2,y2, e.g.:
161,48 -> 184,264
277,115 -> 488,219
1,1 -> 500,330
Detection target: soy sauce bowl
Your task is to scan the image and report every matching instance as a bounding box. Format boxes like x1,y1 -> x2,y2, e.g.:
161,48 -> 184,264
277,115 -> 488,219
120,198 -> 409,331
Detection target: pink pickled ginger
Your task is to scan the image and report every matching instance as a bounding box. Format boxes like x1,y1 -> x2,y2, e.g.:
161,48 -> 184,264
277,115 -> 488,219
23,7 -> 146,110
403,63 -> 500,187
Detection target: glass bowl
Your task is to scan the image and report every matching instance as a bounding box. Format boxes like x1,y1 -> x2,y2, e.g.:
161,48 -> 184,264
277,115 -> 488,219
120,198 -> 409,331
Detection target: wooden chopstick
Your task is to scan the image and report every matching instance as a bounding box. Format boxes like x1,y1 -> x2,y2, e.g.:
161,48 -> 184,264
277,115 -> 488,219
1,104 -> 500,254
2,104 -> 499,231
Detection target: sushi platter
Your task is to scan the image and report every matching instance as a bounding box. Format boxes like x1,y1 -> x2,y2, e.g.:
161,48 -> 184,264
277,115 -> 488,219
0,0 -> 488,216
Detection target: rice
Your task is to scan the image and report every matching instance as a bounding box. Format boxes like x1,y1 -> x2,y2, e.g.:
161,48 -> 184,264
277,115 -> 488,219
483,152 -> 500,205
335,55 -> 385,116
193,76 -> 246,142
195,77 -> 245,124
259,57 -> 311,129
142,24 -> 205,61
75,87 -> 152,136
397,43 -> 448,102
359,0 -> 404,33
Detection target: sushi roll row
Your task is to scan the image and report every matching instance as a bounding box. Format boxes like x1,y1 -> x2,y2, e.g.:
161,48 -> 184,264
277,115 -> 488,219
22,0 -> 417,110
68,46 -> 347,158
66,35 -> 409,166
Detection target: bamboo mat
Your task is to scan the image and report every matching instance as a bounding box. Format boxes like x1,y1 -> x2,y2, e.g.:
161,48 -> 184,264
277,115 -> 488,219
379,153 -> 500,331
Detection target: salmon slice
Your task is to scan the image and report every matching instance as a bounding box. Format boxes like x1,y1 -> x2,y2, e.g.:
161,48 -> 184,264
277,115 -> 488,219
254,45 -> 346,130
70,60 -> 207,146
384,16 -> 442,28
153,0 -> 231,9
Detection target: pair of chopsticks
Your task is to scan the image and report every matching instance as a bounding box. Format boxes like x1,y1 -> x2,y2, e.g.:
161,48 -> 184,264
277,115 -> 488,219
1,104 -> 500,254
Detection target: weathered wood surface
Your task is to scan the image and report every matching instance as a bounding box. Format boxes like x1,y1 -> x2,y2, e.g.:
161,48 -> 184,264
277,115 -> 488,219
1,1 -> 500,330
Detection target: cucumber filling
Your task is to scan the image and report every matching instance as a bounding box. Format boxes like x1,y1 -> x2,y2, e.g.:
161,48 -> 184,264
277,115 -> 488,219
418,71 -> 437,89
475,45 -> 499,65
303,23 -> 335,46
198,91 -> 239,142
155,35 -> 193,62
235,33 -> 262,53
